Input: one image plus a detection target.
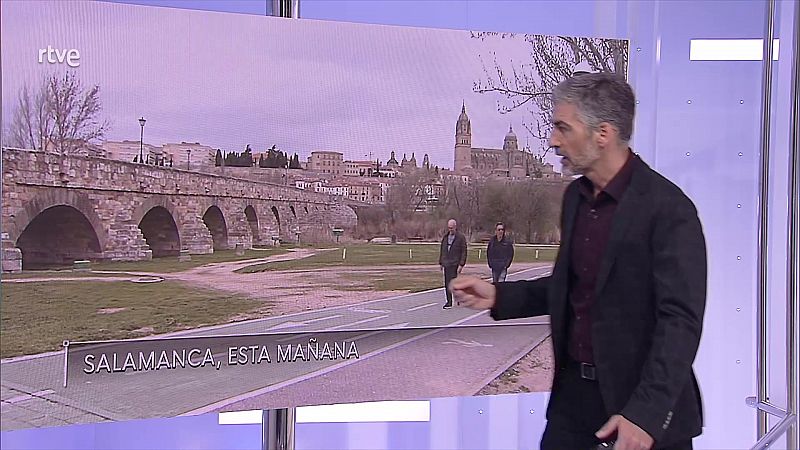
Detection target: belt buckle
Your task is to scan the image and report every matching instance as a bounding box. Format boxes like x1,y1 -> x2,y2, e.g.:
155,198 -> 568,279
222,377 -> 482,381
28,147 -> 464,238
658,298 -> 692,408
580,362 -> 596,380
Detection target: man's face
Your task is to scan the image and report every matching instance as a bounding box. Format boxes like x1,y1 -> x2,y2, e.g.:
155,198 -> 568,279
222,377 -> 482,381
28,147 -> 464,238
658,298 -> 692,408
549,102 -> 601,176
448,221 -> 456,234
495,225 -> 505,240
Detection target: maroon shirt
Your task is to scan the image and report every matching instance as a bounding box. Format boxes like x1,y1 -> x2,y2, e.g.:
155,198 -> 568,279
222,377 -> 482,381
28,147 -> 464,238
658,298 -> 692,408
568,151 -> 636,364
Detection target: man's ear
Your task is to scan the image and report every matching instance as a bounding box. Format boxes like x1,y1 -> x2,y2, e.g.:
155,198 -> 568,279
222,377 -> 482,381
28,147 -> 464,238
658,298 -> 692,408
595,122 -> 615,148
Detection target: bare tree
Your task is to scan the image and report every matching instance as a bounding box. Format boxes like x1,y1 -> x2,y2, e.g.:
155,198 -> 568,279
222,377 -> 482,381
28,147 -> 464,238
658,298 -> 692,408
7,72 -> 109,154
441,177 -> 483,240
384,171 -> 435,227
472,32 -> 629,157
7,79 -> 51,150
469,178 -> 564,243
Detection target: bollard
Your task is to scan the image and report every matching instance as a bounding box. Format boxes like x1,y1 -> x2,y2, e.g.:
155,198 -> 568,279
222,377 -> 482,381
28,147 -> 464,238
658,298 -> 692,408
73,260 -> 91,272
342,248 -> 347,260
409,249 -> 413,259
478,249 -> 482,259
535,249 -> 539,259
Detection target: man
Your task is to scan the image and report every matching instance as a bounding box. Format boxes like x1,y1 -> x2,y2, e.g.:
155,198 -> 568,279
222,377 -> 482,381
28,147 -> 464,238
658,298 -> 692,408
451,72 -> 706,450
439,218 -> 467,309
487,222 -> 514,283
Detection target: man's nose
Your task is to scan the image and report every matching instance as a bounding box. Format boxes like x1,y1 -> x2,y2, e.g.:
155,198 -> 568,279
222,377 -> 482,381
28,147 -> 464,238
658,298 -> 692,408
548,133 -> 559,148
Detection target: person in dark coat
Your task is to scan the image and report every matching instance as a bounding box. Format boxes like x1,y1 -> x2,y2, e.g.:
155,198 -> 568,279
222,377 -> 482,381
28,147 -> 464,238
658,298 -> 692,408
487,222 -> 514,283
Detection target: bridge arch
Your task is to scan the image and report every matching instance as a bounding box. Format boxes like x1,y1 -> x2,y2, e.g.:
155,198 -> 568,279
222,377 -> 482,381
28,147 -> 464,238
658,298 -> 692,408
131,197 -> 182,257
139,207 -> 181,257
16,205 -> 103,269
270,206 -> 281,233
244,205 -> 260,242
9,190 -> 107,269
202,205 -> 229,250
131,196 -> 181,230
8,190 -> 107,249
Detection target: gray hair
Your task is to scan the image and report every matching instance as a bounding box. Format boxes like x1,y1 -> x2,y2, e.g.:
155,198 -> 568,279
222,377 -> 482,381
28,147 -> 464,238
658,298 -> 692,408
552,72 -> 635,143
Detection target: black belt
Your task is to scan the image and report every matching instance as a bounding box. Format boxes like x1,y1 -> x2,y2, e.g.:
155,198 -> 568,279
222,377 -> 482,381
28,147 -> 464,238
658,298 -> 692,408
567,358 -> 597,381
579,362 -> 597,380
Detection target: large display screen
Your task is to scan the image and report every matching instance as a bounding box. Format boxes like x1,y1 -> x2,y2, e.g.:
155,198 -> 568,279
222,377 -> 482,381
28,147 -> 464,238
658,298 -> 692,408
1,0 -> 627,431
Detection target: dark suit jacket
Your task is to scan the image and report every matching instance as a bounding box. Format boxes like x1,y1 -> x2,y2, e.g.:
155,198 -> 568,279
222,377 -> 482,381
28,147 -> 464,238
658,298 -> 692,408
491,156 -> 706,446
439,232 -> 467,268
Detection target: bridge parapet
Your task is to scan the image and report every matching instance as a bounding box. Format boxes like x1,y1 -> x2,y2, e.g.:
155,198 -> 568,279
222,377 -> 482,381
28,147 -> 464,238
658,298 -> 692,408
1,148 -> 357,272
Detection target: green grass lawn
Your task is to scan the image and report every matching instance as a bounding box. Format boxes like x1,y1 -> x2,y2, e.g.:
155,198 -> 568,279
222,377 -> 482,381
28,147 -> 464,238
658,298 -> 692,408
1,272 -> 130,280
237,243 -> 557,273
0,280 -> 265,358
85,248 -> 289,273
337,269 -> 445,294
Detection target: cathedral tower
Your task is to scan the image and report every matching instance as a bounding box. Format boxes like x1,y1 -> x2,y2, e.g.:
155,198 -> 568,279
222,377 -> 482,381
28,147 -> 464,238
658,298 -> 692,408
454,101 -> 472,173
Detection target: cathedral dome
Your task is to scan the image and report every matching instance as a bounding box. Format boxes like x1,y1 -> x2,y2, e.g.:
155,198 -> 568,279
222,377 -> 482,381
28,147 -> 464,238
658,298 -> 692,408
505,125 -> 517,140
503,125 -> 519,152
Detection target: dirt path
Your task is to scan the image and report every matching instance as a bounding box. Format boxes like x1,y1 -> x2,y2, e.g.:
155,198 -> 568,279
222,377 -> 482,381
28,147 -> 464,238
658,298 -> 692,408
1,276 -> 162,283
477,336 -> 555,395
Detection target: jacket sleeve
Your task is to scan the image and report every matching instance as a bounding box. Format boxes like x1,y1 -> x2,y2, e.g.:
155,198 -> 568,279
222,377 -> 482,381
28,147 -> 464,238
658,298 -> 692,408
458,236 -> 467,267
438,239 -> 444,266
506,242 -> 514,269
490,276 -> 550,320
620,195 -> 707,443
486,241 -> 493,268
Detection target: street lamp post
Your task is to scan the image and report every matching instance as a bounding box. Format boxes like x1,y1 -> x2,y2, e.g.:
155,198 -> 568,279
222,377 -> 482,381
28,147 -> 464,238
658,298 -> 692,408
138,117 -> 146,163
186,148 -> 191,171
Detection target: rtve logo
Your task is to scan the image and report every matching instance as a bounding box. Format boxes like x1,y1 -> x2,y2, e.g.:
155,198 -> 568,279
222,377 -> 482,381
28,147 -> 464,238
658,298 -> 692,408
38,46 -> 80,68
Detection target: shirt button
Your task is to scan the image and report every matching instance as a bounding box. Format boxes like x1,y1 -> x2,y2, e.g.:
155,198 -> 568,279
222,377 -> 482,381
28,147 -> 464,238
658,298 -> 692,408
583,268 -> 588,272
584,237 -> 590,242
576,315 -> 581,320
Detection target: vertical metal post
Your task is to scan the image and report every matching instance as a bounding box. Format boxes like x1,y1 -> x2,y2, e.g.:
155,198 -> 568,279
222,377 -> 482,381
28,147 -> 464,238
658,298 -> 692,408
757,0 -> 777,439
786,2 -> 800,447
262,408 -> 296,450
139,123 -> 145,163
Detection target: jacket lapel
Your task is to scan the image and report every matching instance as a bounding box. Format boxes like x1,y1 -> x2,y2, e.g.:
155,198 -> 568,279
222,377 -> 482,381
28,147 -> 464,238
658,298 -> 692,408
594,158 -> 650,295
550,184 -> 580,326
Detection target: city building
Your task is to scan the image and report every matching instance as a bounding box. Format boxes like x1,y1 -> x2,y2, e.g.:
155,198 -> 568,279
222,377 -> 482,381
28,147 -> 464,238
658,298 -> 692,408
453,103 -> 560,179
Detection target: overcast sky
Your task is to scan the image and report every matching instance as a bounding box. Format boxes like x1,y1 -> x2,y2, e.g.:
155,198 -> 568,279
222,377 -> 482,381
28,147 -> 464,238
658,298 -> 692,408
2,0 -> 561,169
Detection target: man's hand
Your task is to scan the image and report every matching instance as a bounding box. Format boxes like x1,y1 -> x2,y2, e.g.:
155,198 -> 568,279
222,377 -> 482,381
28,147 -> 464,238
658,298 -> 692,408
596,415 -> 654,450
457,265 -> 463,275
450,276 -> 495,310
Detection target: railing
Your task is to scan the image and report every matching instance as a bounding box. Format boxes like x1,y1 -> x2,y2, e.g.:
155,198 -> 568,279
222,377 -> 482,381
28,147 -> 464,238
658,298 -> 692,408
749,0 -> 800,449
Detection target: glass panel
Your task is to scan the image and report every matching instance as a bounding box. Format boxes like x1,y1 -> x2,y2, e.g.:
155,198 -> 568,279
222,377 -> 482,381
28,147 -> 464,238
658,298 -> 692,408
0,412 -> 261,450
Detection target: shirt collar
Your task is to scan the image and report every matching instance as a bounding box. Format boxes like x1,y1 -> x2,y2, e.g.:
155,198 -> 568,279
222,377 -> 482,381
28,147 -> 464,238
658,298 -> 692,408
578,150 -> 636,201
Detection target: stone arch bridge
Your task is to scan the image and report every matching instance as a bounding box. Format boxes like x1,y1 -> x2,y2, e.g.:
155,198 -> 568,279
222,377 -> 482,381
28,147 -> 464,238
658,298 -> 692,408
1,148 -> 358,272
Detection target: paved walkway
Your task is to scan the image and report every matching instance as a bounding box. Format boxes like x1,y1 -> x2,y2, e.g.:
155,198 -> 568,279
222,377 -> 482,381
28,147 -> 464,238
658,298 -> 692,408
1,265 -> 552,431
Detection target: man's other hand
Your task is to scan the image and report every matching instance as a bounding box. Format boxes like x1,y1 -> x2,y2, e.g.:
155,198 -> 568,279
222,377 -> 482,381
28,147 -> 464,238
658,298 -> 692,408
450,276 -> 496,310
596,415 -> 654,450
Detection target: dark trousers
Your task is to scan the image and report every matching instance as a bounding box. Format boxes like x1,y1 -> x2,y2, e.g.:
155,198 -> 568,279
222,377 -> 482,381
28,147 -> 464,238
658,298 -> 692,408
443,265 -> 458,306
541,359 -> 693,450
491,267 -> 507,283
